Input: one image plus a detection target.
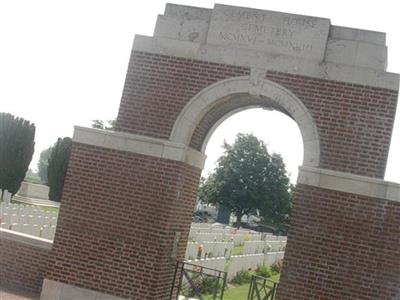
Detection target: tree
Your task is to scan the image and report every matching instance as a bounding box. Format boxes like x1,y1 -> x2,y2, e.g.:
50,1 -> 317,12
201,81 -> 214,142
198,133 -> 291,228
25,168 -> 41,184
37,147 -> 53,184
91,119 -> 116,130
0,113 -> 35,198
47,137 -> 72,202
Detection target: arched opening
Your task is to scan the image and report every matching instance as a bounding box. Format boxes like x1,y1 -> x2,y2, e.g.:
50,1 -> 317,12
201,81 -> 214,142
170,76 -> 320,296
170,76 -> 320,168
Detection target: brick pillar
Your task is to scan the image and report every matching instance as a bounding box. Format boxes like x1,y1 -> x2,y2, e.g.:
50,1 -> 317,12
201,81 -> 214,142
276,167 -> 400,300
41,127 -> 203,300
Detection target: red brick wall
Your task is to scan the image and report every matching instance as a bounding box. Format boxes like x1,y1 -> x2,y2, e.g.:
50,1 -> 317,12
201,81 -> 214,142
276,185 -> 400,300
118,52 -> 397,178
265,71 -> 398,178
116,51 -> 250,139
46,143 -> 201,299
45,50 -> 398,299
0,236 -> 50,294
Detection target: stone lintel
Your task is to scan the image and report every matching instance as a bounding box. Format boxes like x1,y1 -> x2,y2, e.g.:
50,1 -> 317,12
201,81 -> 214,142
0,228 -> 53,250
132,35 -> 400,91
298,166 -> 400,202
72,126 -> 206,169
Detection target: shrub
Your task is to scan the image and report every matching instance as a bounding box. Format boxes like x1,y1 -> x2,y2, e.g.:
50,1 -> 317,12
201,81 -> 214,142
186,276 -> 222,297
257,265 -> 272,278
231,270 -> 252,285
271,259 -> 284,275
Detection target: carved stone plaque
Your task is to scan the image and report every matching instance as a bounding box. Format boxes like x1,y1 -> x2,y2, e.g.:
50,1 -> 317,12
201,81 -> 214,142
206,4 -> 330,61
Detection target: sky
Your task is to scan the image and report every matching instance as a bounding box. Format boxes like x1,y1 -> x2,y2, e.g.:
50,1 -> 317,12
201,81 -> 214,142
0,0 -> 399,184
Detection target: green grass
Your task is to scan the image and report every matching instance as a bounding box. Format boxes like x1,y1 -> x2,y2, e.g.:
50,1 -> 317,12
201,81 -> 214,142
232,245 -> 244,255
223,274 -> 280,300
223,283 -> 251,299
39,206 -> 59,213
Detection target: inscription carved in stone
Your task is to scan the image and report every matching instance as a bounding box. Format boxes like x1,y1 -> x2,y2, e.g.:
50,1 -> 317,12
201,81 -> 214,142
207,4 -> 330,61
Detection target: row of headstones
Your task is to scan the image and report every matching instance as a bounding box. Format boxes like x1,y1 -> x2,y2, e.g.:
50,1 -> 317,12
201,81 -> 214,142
226,252 -> 285,281
185,241 -> 234,260
1,202 -> 58,218
186,252 -> 285,281
188,231 -> 284,246
185,239 -> 287,260
1,222 -> 56,240
1,212 -> 57,226
190,223 -> 267,236
243,240 -> 286,254
1,200 -> 58,240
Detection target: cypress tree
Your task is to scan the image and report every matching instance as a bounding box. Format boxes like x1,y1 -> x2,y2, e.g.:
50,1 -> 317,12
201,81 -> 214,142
0,113 -> 35,197
47,137 -> 72,202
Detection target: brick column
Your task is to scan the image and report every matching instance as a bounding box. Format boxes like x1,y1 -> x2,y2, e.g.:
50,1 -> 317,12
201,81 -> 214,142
276,167 -> 400,300
40,127 -> 204,300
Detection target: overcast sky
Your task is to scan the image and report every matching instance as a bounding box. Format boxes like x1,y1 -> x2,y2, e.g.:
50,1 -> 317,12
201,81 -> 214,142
1,0 -> 399,184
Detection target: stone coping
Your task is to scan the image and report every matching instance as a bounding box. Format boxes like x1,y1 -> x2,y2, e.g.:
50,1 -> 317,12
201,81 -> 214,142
40,279 -> 126,300
132,35 -> 399,91
298,166 -> 400,202
73,126 -> 206,169
0,228 -> 53,250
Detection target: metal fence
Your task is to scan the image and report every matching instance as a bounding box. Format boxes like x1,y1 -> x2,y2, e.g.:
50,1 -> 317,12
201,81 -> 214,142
170,261 -> 227,300
247,275 -> 278,300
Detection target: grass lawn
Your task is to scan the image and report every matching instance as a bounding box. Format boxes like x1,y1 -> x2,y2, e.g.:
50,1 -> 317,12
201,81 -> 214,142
232,245 -> 244,255
39,206 -> 59,213
223,274 -> 280,300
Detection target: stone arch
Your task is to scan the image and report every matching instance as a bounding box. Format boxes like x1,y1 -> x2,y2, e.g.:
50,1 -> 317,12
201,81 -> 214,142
170,76 -> 320,168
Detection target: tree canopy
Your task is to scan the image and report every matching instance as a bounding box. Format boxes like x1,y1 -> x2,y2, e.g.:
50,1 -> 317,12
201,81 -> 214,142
37,146 -> 53,184
0,113 -> 35,197
198,133 -> 291,227
91,119 -> 116,130
47,137 -> 72,201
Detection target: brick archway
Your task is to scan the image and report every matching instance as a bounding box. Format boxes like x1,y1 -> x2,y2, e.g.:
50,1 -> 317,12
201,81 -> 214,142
39,4 -> 400,300
170,75 -> 320,167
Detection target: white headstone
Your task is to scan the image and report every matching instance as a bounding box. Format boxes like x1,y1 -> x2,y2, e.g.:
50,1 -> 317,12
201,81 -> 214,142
3,190 -> 12,203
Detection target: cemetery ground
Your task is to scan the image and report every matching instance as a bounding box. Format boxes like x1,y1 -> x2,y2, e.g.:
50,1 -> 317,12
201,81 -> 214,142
224,273 -> 280,300
1,200 -> 285,299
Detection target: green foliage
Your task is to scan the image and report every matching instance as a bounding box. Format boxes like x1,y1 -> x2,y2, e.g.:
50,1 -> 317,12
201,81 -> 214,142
47,137 -> 72,202
230,270 -> 252,285
270,259 -> 284,275
232,245 -> 244,256
91,119 -> 116,130
37,147 -> 53,184
0,113 -> 35,196
197,276 -> 222,295
198,133 -> 292,227
183,276 -> 223,297
224,273 -> 281,300
257,265 -> 272,278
